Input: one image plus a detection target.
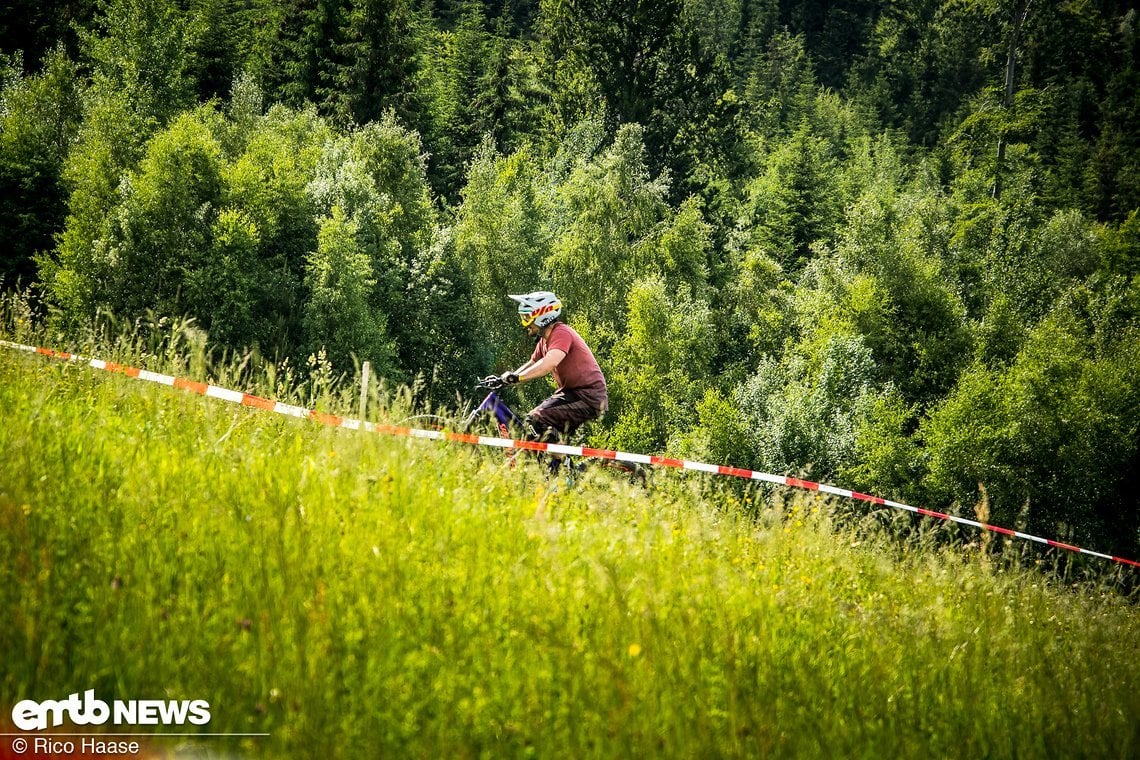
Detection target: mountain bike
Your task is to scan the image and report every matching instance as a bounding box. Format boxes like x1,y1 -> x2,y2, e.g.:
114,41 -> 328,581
400,376 -> 648,485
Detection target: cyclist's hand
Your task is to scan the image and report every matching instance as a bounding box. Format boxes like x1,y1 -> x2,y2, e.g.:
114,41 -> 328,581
500,371 -> 520,386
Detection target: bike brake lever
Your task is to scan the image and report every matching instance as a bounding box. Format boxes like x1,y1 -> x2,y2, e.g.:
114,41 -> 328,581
478,375 -> 504,390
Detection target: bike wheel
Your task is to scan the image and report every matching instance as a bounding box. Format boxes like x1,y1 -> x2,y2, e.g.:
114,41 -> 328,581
396,414 -> 454,432
596,459 -> 650,487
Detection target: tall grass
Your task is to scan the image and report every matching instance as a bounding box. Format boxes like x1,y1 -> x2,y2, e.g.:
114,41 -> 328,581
1,341 -> 1138,758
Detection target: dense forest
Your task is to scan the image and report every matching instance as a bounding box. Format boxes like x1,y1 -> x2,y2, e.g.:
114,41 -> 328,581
2,0 -> 1138,558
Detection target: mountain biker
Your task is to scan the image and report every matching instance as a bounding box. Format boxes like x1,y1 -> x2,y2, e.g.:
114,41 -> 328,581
499,291 -> 608,446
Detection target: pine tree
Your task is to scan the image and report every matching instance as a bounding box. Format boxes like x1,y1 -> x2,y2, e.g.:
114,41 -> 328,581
264,0 -> 348,112
327,0 -> 421,126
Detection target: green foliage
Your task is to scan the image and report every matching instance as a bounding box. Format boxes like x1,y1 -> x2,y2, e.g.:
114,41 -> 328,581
545,123 -> 671,336
413,6 -> 492,197
849,0 -> 990,145
46,87 -> 146,329
303,205 -> 397,373
715,246 -> 792,374
644,195 -> 712,295
842,386 -> 923,504
921,303 -> 1140,557
186,207 -> 261,348
45,0 -> 200,329
774,0 -> 879,91
539,0 -> 740,196
101,109 -> 226,316
305,116 -> 450,382
261,0 -> 349,113
1096,209 -> 1140,277
740,29 -> 818,140
80,0 -> 195,126
0,0 -> 97,68
606,276 -> 714,453
669,386 -> 754,469
0,47 -> 81,288
452,139 -> 548,367
786,144 -> 973,406
218,103 -> 328,354
740,118 -> 841,272
397,228 -> 488,402
540,0 -> 683,131
38,83 -> 486,401
182,0 -> 269,102
326,0 -> 421,127
736,334 -> 885,482
954,202 -> 1103,346
413,6 -> 549,199
301,112 -> 482,397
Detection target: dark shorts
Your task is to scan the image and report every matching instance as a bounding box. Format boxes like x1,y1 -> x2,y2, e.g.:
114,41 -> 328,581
526,386 -> 608,440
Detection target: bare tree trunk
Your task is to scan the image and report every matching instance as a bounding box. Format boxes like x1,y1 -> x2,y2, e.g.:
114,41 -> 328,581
993,0 -> 1032,200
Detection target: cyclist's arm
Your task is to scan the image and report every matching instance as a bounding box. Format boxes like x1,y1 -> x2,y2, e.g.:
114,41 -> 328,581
511,358 -> 537,378
516,349 -> 566,382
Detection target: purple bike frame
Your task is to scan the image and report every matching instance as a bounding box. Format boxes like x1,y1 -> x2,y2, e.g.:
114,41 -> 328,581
463,389 -> 525,434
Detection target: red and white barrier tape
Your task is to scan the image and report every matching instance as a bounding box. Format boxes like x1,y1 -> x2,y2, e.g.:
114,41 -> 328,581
4,339 -> 1138,569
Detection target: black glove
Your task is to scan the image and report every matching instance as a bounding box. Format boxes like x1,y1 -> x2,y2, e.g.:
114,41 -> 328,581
501,371 -> 521,385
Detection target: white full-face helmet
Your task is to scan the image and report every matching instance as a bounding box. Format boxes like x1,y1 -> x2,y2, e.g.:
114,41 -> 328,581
508,291 -> 562,329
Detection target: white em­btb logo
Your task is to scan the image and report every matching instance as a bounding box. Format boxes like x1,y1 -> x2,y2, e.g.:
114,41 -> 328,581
11,690 -> 211,731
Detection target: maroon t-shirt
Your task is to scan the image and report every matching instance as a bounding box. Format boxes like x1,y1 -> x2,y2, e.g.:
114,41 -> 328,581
531,322 -> 607,395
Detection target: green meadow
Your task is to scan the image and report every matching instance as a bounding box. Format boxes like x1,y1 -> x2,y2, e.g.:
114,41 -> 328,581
1,345 -> 1138,759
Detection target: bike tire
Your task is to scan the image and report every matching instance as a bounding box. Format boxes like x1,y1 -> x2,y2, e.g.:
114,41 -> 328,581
595,459 -> 650,487
396,414 -> 454,432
